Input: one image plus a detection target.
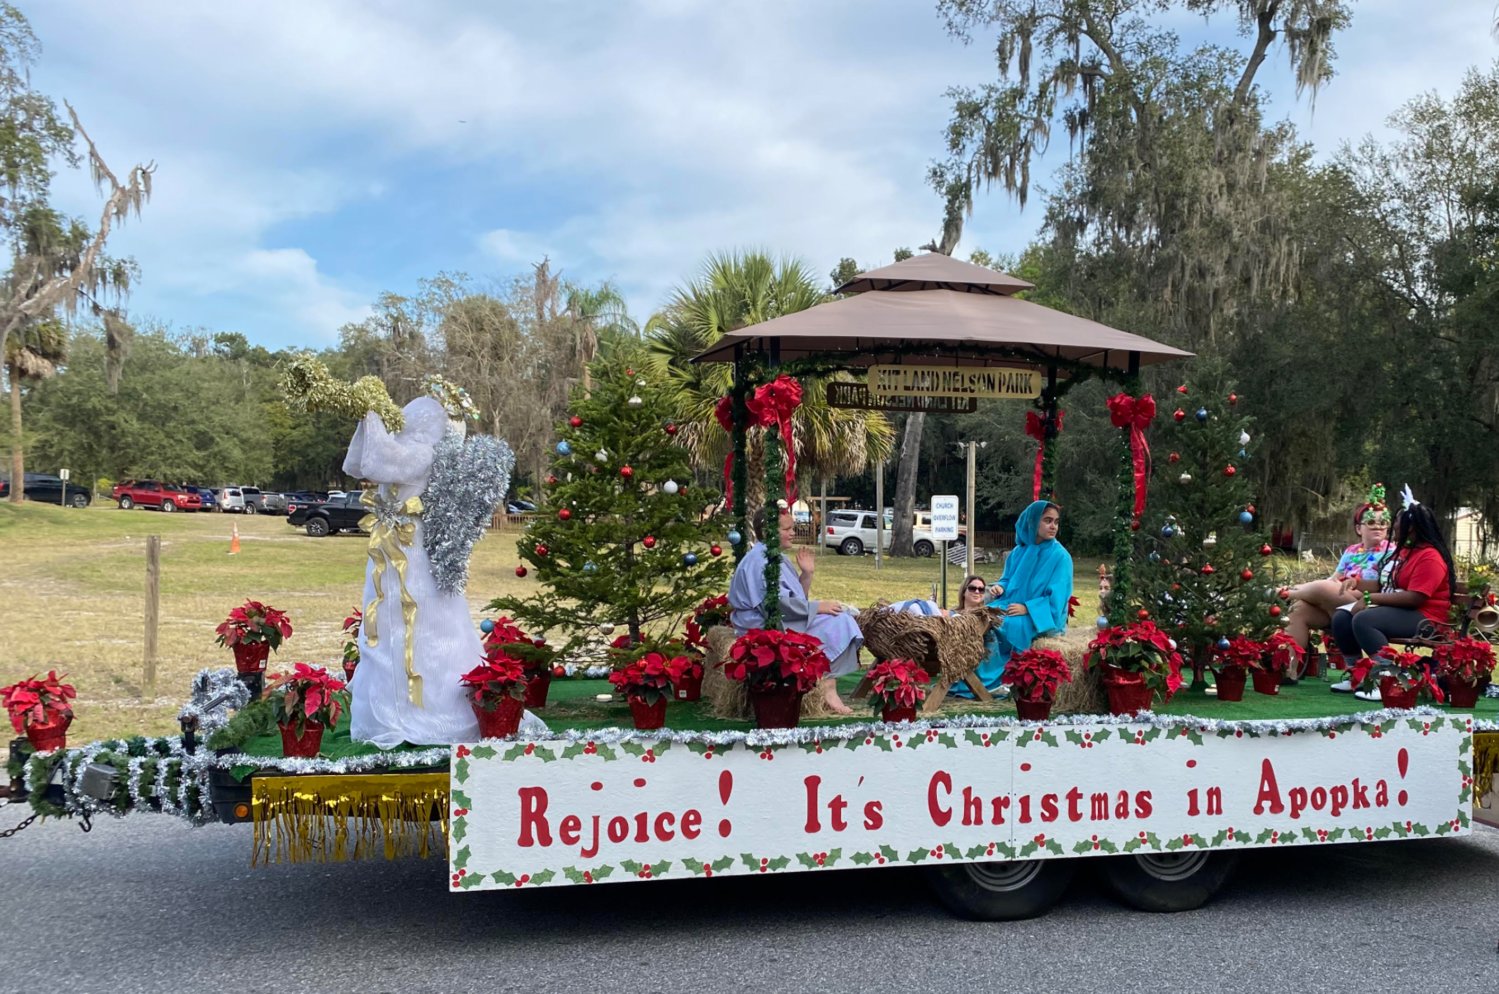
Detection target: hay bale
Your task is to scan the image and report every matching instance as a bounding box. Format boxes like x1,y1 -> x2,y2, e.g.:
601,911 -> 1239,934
701,625 -> 749,719
1038,630 -> 1107,715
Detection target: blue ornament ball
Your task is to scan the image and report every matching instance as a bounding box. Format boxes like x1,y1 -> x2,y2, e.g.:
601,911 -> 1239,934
1238,511 -> 1254,524
1148,551 -> 1161,562
555,440 -> 572,456
1216,636 -> 1231,650
1096,615 -> 1111,630
479,619 -> 494,634
1238,448 -> 1248,459
583,561 -> 596,573
1195,407 -> 1208,422
726,530 -> 742,546
1160,524 -> 1175,539
683,553 -> 698,566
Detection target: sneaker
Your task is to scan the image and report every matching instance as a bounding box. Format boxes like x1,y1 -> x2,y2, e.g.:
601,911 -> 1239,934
1330,679 -> 1354,693
1354,688 -> 1382,702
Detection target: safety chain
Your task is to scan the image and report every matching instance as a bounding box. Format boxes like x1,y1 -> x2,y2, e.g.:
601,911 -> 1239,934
0,812 -> 39,839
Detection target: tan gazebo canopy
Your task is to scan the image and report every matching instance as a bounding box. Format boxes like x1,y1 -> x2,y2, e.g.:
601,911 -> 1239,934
694,252 -> 1191,372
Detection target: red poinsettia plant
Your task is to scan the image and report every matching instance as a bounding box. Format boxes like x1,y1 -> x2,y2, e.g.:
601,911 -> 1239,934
1211,635 -> 1262,674
1085,620 -> 1184,701
1432,636 -> 1496,687
1252,632 -> 1305,676
865,658 -> 931,714
723,628 -> 830,694
460,647 -> 530,711
265,663 -> 346,735
2,671 -> 76,733
1355,647 -> 1443,702
609,651 -> 689,706
341,609 -> 362,666
215,599 -> 293,649
1002,648 -> 1072,702
684,594 -> 732,650
484,616 -> 554,673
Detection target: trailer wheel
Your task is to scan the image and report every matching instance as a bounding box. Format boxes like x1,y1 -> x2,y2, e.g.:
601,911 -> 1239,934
1099,851 -> 1236,912
926,859 -> 1074,920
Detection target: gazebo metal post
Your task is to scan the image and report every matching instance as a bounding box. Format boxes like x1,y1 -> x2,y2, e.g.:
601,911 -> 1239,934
731,347 -> 750,562
1040,363 -> 1061,500
1108,351 -> 1143,620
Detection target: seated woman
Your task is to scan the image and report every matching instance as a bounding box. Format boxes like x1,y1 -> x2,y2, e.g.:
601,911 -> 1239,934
1329,488 -> 1456,700
887,574 -> 992,617
729,504 -> 863,715
1285,484 -> 1391,679
952,500 -> 1073,698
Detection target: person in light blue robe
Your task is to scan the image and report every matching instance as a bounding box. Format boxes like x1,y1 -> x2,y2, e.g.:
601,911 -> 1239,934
952,500 -> 1073,697
729,507 -> 863,713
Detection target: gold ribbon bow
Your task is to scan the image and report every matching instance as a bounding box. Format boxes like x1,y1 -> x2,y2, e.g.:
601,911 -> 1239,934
361,488 -> 425,706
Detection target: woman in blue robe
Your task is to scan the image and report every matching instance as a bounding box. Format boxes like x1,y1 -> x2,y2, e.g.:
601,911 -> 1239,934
729,507 -> 863,714
954,500 -> 1073,697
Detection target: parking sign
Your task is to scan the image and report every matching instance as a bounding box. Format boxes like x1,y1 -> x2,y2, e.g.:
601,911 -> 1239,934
930,495 -> 960,541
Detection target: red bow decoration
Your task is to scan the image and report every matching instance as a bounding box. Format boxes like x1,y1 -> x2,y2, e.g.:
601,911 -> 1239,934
715,396 -> 737,506
1024,408 -> 1065,501
748,375 -> 803,502
1106,393 -> 1156,521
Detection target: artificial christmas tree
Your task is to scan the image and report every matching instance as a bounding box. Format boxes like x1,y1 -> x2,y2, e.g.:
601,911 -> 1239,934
488,359 -> 730,648
1131,361 -> 1283,691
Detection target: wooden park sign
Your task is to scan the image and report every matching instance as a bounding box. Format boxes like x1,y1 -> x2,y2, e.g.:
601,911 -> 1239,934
867,364 -> 1042,401
825,381 -> 978,414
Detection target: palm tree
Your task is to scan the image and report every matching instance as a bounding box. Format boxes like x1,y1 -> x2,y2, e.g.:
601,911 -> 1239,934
647,251 -> 894,522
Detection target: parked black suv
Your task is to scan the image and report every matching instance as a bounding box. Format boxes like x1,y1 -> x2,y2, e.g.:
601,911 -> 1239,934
0,473 -> 92,507
287,492 -> 367,536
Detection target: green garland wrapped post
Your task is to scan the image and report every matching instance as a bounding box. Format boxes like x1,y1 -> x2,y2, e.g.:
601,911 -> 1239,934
761,430 -> 784,628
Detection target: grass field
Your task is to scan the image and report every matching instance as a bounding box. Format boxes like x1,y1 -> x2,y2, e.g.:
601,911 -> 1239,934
0,500 -> 1105,741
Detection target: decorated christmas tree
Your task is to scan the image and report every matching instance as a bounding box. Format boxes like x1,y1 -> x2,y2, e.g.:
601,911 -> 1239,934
1131,360 -> 1283,688
488,358 -> 731,648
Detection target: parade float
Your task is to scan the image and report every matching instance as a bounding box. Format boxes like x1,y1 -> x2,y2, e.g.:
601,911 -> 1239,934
5,255 -> 1495,920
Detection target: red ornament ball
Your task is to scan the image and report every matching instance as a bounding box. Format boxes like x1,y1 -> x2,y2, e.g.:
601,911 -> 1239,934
534,544 -> 548,557
1168,452 -> 1181,463
626,368 -> 635,376
558,508 -> 571,521
1223,465 -> 1236,477
515,566 -> 528,578
1240,568 -> 1254,581
710,544 -> 722,556
545,474 -> 558,486
1201,563 -> 1216,575
552,665 -> 566,678
569,415 -> 583,428
665,422 -> 678,436
1228,393 -> 1239,406
1269,604 -> 1283,618
1173,409 -> 1186,422
1137,609 -> 1150,620
1259,544 -> 1273,556
620,465 -> 634,479
1176,384 -> 1188,394
642,535 -> 656,549
1130,519 -> 1141,531
1245,504 -> 1256,515
1277,587 -> 1290,600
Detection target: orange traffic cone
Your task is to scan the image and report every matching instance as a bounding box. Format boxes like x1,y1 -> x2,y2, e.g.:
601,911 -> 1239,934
229,522 -> 241,555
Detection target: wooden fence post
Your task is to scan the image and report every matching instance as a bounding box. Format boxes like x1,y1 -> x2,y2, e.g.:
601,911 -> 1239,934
143,535 -> 160,699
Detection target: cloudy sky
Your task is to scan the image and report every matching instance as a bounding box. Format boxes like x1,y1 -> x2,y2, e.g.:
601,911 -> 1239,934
25,0 -> 1497,350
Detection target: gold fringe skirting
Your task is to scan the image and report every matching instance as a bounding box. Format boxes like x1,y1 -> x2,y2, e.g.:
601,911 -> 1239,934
251,773 -> 449,865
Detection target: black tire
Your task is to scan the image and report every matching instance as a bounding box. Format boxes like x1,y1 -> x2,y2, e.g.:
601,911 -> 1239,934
118,496 -> 134,510
1099,851 -> 1237,913
305,518 -> 330,537
161,499 -> 176,512
69,493 -> 88,508
914,539 -> 935,557
839,537 -> 864,556
244,503 -> 257,515
926,859 -> 1075,921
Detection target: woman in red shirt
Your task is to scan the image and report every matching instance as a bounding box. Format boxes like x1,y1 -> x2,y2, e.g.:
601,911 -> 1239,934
1329,499 -> 1455,699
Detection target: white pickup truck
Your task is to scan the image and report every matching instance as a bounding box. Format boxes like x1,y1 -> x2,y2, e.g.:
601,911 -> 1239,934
824,508 -> 966,557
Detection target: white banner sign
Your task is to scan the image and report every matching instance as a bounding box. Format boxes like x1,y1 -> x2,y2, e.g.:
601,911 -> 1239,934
448,715 -> 1471,890
930,496 -> 960,542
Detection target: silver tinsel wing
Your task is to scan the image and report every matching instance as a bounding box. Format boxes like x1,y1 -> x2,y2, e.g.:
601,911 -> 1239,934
421,432 -> 515,595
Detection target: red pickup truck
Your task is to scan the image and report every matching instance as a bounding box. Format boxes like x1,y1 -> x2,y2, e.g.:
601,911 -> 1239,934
111,479 -> 203,512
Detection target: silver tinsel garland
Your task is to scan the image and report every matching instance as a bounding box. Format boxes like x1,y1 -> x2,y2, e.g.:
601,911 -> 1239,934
422,432 -> 515,594
176,667 -> 252,738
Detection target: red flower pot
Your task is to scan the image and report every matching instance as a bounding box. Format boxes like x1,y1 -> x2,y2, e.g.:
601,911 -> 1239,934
749,684 -> 802,729
1214,667 -> 1247,702
278,720 -> 324,758
1302,649 -> 1322,679
473,696 -> 525,738
1446,682 -> 1481,709
1325,643 -> 1347,671
1378,676 -> 1418,709
629,696 -> 668,730
1251,670 -> 1280,696
232,641 -> 271,673
1103,671 -> 1154,716
24,715 -> 71,752
881,704 -> 917,723
673,669 -> 704,702
1014,696 -> 1053,721
523,671 -> 552,709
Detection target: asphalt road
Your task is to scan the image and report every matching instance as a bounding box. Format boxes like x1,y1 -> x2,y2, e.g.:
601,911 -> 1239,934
1,810 -> 1495,994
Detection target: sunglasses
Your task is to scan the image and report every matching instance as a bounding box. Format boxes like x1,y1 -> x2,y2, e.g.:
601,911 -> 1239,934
965,584 -> 986,592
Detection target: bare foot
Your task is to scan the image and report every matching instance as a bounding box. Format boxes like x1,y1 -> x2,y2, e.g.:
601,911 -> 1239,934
823,691 -> 854,715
